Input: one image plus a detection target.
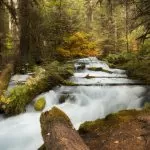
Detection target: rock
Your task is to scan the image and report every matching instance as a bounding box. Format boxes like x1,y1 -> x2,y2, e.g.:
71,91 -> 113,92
88,67 -> 112,73
77,64 -> 86,70
59,94 -> 69,104
114,141 -> 119,144
34,97 -> 46,111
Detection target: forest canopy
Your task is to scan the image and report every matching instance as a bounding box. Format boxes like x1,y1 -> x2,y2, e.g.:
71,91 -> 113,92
0,0 -> 149,70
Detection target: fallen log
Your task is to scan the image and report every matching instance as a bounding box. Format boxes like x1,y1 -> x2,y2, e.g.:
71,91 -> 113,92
40,107 -> 89,150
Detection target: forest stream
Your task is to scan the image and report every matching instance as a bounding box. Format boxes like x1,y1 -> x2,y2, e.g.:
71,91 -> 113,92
0,57 -> 149,150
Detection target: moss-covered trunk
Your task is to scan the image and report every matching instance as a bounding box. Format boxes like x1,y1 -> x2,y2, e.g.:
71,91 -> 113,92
0,64 -> 13,95
40,107 -> 89,150
1,62 -> 73,115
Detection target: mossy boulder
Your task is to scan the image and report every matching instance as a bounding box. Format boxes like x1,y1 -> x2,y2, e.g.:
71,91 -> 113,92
34,97 -> 46,111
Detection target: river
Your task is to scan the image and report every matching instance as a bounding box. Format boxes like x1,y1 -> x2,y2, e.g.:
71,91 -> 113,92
0,57 -> 149,150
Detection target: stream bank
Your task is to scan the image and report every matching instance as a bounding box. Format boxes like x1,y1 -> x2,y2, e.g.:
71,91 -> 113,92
79,107 -> 150,150
0,61 -> 74,115
102,52 -> 150,84
0,57 -> 149,150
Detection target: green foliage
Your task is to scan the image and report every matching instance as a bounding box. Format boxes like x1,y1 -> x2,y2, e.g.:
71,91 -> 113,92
104,46 -> 150,83
105,52 -> 136,65
40,0 -> 85,60
138,40 -> 150,57
0,62 -> 74,115
34,97 -> 46,111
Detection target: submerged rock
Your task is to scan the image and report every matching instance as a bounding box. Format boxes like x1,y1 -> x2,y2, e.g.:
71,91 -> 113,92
59,94 -> 69,104
88,67 -> 112,73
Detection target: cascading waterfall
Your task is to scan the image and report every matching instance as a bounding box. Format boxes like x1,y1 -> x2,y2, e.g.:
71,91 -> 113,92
0,57 -> 148,150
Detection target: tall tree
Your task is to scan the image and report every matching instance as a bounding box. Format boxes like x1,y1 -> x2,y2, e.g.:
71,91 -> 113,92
0,0 -> 9,68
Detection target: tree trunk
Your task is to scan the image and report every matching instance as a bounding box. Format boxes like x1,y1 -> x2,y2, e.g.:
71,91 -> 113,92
0,63 -> 13,95
85,0 -> 93,30
125,0 -> 129,52
0,1 -> 9,69
40,107 -> 90,150
18,0 -> 30,65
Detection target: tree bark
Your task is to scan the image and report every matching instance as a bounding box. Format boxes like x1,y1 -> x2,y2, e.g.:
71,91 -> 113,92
18,0 -> 30,65
40,107 -> 90,150
0,63 -> 13,95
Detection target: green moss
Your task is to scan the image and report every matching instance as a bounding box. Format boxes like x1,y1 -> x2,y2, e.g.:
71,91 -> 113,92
88,67 -> 112,73
40,107 -> 73,136
34,97 -> 46,111
79,109 -> 143,134
1,62 -> 74,115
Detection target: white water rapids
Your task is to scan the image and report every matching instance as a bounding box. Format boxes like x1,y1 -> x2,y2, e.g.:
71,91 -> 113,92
0,57 -> 148,150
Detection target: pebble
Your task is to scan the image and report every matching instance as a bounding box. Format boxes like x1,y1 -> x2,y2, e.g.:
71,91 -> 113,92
114,141 -> 119,144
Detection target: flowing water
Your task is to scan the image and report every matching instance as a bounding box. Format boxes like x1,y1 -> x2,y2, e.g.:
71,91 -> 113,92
0,57 -> 149,150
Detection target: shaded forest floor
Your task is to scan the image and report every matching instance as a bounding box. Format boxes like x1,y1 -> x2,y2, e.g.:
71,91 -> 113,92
79,108 -> 150,150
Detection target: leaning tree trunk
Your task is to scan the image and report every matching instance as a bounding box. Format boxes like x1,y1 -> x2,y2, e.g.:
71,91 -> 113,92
40,107 -> 89,150
0,63 -> 13,95
0,0 -> 9,69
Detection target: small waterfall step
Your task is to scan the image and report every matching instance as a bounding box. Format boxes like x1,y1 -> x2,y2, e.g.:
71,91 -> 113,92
63,83 -> 147,86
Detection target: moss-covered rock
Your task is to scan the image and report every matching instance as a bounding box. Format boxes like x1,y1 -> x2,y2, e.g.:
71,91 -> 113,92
34,97 -> 46,111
